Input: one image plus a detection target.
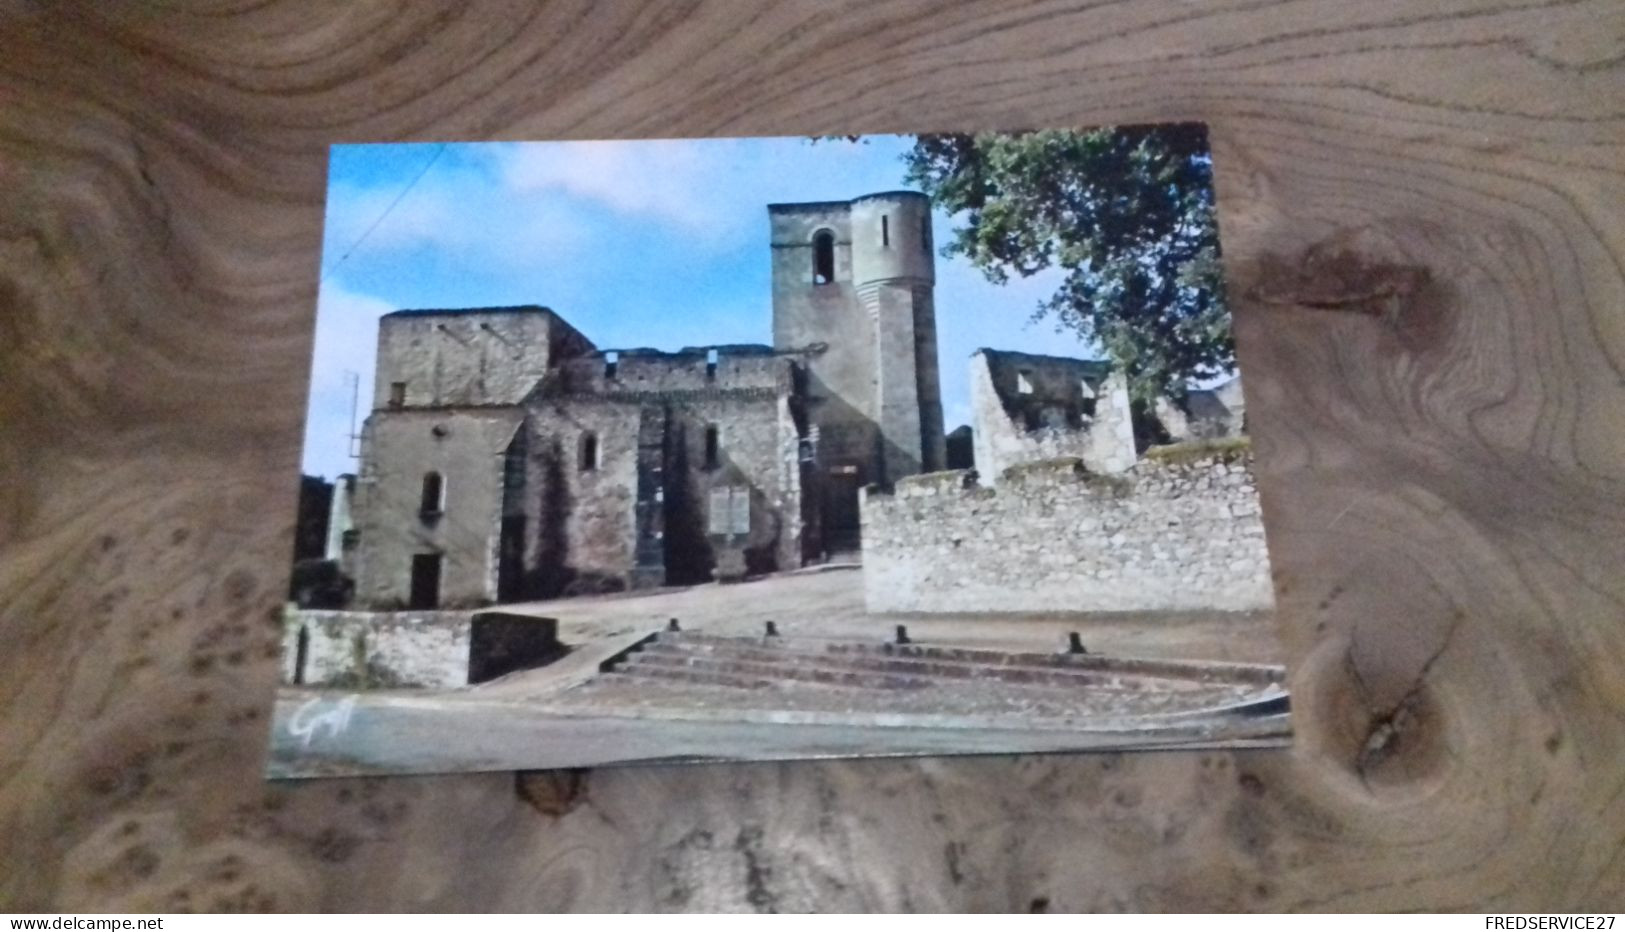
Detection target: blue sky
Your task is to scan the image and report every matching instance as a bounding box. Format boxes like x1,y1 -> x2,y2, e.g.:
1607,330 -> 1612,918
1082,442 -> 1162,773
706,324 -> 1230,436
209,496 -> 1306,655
303,135 -> 1096,479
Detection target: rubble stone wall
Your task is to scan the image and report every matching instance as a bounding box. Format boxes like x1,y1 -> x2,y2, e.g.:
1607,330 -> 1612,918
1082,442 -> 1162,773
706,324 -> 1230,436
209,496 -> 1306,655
860,452 -> 1272,613
281,609 -> 560,689
969,351 -> 1138,479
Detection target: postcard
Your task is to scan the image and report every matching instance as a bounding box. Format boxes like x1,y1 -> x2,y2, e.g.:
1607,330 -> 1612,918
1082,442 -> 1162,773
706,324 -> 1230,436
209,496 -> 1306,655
271,125 -> 1287,777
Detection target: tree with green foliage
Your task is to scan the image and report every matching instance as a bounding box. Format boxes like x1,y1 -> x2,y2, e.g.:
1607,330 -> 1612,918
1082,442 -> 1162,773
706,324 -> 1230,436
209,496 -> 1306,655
900,124 -> 1229,404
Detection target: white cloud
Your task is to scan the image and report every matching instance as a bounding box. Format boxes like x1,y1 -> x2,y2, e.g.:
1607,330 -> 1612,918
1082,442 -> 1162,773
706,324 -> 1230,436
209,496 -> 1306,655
320,164 -> 590,276
488,137 -> 911,254
306,138 -> 1123,465
496,139 -> 724,235
320,136 -> 921,281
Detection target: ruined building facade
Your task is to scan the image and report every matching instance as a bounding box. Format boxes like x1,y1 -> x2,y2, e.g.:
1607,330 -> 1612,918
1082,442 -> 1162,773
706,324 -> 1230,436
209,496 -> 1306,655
966,348 -> 1247,484
969,349 -> 1139,481
338,191 -> 944,609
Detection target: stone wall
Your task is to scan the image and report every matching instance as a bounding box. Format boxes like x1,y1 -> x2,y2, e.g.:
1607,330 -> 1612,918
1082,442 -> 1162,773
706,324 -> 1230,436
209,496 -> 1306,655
663,392 -> 803,578
281,608 -> 560,688
523,398 -> 643,593
351,409 -> 524,609
550,345 -> 788,396
970,350 -> 1138,479
859,450 -> 1273,614
1157,374 -> 1247,441
526,349 -> 807,589
373,306 -> 593,410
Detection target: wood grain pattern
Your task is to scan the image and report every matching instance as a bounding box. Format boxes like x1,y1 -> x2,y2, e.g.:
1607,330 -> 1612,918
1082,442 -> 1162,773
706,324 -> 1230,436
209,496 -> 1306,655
3,0 -> 1624,912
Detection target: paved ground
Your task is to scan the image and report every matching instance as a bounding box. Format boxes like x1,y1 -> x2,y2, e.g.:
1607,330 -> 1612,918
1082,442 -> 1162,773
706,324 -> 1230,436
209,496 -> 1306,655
267,693 -> 1288,778
496,565 -> 1284,667
267,565 -> 1289,778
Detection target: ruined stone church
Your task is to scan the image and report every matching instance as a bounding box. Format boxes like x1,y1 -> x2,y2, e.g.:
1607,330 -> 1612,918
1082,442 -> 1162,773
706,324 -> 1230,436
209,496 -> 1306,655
337,191 -> 948,610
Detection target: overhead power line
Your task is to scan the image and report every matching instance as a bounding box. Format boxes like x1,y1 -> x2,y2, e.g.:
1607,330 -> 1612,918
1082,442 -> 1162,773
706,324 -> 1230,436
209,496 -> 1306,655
320,142 -> 449,283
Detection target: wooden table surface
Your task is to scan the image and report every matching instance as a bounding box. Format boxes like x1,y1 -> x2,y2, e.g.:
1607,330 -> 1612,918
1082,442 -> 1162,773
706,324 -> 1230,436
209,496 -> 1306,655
1,0 -> 1622,912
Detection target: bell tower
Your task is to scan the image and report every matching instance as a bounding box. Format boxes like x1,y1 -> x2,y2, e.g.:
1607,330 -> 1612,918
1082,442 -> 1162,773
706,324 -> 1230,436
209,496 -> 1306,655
768,191 -> 944,549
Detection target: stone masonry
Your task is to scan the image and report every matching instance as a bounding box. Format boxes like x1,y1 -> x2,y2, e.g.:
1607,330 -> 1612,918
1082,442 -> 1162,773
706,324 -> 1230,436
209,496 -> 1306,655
969,349 -> 1138,480
859,450 -> 1273,614
770,191 -> 944,541
282,608 -> 562,688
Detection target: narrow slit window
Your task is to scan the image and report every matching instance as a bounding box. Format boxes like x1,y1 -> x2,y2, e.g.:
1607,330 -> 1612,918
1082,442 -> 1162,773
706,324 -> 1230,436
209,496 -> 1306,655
293,626 -> 309,685
920,214 -> 931,253
706,348 -> 719,381
704,424 -> 720,470
812,230 -> 834,285
503,440 -> 526,490
420,471 -> 444,515
881,214 -> 889,247
579,432 -> 598,472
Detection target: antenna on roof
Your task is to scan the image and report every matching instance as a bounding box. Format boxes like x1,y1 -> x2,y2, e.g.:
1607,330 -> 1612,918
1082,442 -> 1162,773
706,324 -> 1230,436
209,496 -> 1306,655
344,370 -> 361,461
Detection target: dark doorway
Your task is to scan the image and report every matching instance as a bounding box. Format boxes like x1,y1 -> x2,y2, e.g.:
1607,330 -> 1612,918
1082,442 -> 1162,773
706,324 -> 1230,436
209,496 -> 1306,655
661,421 -> 713,586
293,625 -> 309,685
824,467 -> 862,554
409,553 -> 442,609
497,516 -> 526,602
578,432 -> 598,472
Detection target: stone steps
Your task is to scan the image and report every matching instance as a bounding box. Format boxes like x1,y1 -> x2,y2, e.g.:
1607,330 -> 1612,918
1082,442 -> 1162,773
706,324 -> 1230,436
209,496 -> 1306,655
630,638 -> 1206,693
611,656 -> 930,693
566,631 -> 1279,723
644,632 -> 1281,688
623,647 -> 1180,697
821,640 -> 1282,687
623,650 -> 936,691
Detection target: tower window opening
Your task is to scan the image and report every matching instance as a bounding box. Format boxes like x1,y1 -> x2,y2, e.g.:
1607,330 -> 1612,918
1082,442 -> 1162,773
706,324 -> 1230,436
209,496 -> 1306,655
604,351 -> 619,380
579,432 -> 598,472
704,424 -> 720,470
706,348 -> 719,381
812,230 -> 835,285
504,438 -> 526,491
881,214 -> 890,247
389,381 -> 406,407
420,471 -> 444,516
921,214 -> 931,253
1017,372 -> 1034,395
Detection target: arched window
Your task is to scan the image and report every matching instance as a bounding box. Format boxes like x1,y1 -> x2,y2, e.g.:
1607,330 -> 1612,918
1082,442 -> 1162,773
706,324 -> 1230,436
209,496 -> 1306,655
420,472 -> 444,515
812,230 -> 835,285
578,432 -> 598,472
